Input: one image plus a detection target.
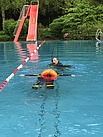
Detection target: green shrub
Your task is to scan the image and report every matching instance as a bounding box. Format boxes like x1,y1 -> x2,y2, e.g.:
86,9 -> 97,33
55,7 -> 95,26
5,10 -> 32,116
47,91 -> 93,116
4,19 -> 16,39
0,31 -> 11,41
49,21 -> 64,39
40,27 -> 53,40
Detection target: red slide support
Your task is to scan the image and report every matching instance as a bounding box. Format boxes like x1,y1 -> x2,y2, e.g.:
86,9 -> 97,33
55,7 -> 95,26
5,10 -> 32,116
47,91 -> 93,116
13,2 -> 39,42
14,16 -> 26,42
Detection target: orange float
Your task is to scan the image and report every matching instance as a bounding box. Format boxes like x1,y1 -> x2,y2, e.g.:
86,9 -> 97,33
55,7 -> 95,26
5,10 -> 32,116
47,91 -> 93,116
41,69 -> 58,80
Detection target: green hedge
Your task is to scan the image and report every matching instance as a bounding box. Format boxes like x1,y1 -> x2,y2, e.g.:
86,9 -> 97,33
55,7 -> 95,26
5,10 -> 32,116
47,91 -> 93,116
0,32 -> 11,41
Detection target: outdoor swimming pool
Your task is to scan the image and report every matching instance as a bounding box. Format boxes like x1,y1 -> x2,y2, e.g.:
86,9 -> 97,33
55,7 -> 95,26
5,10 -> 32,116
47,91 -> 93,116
0,40 -> 103,137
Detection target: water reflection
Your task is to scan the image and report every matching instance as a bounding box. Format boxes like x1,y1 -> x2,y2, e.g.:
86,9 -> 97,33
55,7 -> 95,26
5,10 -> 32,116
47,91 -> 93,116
14,42 -> 39,62
27,43 -> 38,62
14,42 -> 27,61
96,42 -> 103,52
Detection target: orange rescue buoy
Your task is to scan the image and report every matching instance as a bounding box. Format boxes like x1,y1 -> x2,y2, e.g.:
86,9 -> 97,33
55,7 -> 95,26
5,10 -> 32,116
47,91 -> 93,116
41,69 -> 58,80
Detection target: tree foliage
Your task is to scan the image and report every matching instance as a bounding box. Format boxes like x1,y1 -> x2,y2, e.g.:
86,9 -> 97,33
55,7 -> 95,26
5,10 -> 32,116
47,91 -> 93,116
39,0 -> 67,25
0,0 -> 26,30
49,1 -> 103,39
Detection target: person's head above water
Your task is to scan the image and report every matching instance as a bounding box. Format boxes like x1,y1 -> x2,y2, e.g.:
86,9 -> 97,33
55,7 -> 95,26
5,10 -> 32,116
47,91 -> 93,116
52,57 -> 59,64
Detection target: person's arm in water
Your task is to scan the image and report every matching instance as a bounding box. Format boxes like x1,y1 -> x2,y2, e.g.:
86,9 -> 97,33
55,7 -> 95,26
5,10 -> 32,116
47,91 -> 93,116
49,57 -> 73,69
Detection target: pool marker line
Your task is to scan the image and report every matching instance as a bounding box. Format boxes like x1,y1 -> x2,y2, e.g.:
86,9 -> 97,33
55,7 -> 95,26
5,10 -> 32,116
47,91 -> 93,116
20,74 -> 75,77
0,40 -> 45,92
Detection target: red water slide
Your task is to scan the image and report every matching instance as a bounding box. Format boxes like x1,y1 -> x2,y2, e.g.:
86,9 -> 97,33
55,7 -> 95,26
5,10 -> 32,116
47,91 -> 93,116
26,5 -> 39,41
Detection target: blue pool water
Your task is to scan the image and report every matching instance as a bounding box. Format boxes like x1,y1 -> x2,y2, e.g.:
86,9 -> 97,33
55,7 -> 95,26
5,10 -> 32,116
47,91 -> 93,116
0,40 -> 103,137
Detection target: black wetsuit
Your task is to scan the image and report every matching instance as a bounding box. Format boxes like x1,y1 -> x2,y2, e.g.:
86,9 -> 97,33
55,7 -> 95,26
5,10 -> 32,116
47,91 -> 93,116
49,62 -> 72,69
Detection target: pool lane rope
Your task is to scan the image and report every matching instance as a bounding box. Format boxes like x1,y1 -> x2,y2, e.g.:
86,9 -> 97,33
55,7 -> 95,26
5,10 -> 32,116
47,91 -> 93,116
0,40 -> 45,92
